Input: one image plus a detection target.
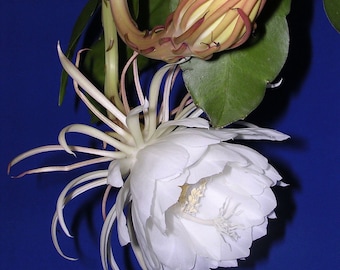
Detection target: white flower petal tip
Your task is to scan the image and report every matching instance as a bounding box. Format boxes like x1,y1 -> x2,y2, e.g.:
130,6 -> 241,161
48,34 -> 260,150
51,214 -> 78,261
278,181 -> 289,187
268,211 -> 277,219
107,161 -> 124,187
232,123 -> 290,142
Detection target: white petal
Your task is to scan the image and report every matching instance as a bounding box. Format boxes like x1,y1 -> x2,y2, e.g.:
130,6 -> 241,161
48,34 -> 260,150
136,141 -> 189,180
131,207 -> 161,269
146,214 -> 196,269
116,180 -> 131,245
151,173 -> 188,230
251,218 -> 268,241
129,142 -> 189,224
107,160 -> 124,187
152,117 -> 209,139
253,187 -> 277,216
186,144 -> 248,184
227,124 -> 290,141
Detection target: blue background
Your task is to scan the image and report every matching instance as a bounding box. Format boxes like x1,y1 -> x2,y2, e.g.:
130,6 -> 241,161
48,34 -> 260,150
1,0 -> 339,269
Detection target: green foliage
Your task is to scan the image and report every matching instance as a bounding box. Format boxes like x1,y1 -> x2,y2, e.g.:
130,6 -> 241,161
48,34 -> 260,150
324,0 -> 340,33
181,0 -> 291,127
59,0 -> 100,105
81,37 -> 105,90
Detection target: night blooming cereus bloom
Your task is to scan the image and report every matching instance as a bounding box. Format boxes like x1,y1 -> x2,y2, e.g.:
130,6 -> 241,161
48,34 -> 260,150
110,0 -> 266,62
8,43 -> 288,270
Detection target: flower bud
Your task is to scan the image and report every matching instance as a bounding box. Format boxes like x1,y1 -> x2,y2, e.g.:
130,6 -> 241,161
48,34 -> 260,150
110,0 -> 266,62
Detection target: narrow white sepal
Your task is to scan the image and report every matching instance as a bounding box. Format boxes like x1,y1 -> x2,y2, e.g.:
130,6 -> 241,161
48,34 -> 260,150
57,42 -> 127,127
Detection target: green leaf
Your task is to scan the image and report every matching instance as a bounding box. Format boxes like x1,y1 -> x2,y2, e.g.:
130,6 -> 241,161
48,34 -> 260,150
81,37 -> 106,123
181,0 -> 291,127
81,37 -> 105,89
128,0 -> 139,20
169,0 -> 180,12
130,0 -> 172,29
324,0 -> 340,33
59,0 -> 100,105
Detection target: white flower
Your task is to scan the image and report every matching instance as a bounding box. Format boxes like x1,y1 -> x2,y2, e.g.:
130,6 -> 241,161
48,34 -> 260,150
114,123 -> 288,270
9,44 -> 288,270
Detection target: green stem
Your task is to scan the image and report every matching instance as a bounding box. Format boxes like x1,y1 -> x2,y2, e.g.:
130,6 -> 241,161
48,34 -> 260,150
102,0 -> 124,115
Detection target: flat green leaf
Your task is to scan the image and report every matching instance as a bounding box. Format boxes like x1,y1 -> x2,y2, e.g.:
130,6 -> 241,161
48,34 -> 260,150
181,0 -> 291,127
59,0 -> 100,105
324,0 -> 340,33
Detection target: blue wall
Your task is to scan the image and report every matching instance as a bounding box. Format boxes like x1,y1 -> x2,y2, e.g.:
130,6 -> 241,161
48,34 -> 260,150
1,0 -> 339,269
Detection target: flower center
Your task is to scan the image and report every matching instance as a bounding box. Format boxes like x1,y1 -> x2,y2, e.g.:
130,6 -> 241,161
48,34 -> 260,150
177,179 -> 243,244
179,180 -> 207,214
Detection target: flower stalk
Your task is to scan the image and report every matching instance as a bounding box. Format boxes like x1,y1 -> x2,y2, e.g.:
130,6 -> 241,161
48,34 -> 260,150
102,0 -> 124,114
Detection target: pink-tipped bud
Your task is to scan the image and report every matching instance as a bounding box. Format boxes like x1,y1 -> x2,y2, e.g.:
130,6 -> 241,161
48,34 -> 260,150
111,0 -> 266,62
